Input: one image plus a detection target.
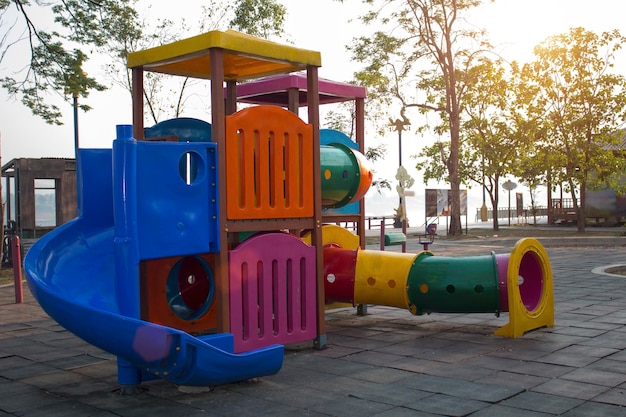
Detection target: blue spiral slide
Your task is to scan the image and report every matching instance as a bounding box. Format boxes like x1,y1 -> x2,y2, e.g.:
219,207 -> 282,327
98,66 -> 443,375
24,125 -> 284,388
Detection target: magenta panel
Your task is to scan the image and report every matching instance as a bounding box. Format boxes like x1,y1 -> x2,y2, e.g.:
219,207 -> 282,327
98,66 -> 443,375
495,254 -> 509,312
229,233 -> 317,353
234,73 -> 367,106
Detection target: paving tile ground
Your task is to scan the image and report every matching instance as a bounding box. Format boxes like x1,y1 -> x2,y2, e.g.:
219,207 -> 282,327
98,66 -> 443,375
1,233 -> 626,416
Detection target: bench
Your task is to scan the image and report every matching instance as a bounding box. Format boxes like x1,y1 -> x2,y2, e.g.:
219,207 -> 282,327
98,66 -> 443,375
384,232 -> 407,246
378,219 -> 408,252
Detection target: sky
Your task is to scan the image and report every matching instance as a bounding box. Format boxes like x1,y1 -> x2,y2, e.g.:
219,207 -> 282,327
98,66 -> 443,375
1,0 -> 625,225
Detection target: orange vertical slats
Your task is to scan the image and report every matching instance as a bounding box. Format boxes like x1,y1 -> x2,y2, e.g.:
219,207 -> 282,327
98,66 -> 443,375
225,106 -> 313,219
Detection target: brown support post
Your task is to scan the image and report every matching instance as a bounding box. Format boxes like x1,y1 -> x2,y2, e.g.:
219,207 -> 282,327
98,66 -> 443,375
225,81 -> 237,116
355,97 -> 368,316
12,235 -> 22,304
547,171 -> 552,224
355,97 -> 366,250
210,48 -> 230,333
287,87 -> 299,116
307,66 -> 325,349
401,218 -> 407,253
131,67 -> 144,140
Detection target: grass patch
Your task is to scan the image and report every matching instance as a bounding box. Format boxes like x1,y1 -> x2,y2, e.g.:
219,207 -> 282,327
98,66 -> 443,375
606,265 -> 626,276
0,267 -> 22,287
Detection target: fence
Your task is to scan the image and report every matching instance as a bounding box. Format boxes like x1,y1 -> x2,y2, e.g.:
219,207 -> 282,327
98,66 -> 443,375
475,206 -> 548,223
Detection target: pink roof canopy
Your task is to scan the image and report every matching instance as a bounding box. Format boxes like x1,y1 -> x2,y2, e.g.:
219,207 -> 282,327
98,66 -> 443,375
235,72 -> 366,106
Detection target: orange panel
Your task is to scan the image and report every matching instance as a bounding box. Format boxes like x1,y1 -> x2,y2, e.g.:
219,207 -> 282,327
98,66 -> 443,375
140,254 -> 217,334
225,105 -> 314,219
353,148 -> 374,203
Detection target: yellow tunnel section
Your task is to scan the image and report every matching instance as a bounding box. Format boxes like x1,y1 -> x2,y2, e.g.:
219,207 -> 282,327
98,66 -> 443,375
354,250 -> 416,309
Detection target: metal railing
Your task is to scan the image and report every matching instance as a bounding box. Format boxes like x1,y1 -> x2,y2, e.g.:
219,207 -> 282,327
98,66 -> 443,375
475,206 -> 549,222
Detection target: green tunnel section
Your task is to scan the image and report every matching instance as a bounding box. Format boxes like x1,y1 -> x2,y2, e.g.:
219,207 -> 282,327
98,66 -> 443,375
407,252 -> 501,316
320,144 -> 364,208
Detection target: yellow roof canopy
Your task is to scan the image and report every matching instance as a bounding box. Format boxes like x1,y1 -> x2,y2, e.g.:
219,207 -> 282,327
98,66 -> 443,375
127,30 -> 322,81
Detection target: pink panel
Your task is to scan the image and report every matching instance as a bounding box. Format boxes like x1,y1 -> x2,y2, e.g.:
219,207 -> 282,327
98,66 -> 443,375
495,253 -> 510,312
229,233 -> 317,353
234,73 -> 367,106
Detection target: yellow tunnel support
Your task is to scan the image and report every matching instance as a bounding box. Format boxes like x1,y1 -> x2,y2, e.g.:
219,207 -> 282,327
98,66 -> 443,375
495,238 -> 554,338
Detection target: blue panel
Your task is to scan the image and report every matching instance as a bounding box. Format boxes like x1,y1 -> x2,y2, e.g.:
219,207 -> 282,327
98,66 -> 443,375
77,149 -> 113,228
323,201 -> 359,215
136,141 -> 219,259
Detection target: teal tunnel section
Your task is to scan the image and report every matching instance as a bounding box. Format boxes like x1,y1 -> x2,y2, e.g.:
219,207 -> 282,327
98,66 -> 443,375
320,129 -> 359,214
406,252 -> 509,316
144,117 -> 212,142
320,144 -> 364,208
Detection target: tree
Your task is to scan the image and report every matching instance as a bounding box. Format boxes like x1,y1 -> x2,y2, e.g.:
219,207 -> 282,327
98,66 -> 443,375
103,13 -> 197,125
1,1 -> 288,127
439,57 -> 521,230
230,0 -> 286,40
323,93 -> 392,193
341,0 -> 493,236
507,59 -> 552,227
519,27 -> 626,231
104,0 -> 288,125
516,146 -> 548,226
0,0 -> 139,125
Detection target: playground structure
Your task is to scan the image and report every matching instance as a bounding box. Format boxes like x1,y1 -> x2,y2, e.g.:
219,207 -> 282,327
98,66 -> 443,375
24,30 -> 554,390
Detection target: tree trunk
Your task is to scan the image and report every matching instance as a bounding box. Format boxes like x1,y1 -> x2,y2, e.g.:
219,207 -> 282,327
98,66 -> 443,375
490,192 -> 499,231
448,103 -> 462,236
490,210 -> 499,230
568,179 -> 585,232
530,187 -> 537,225
576,181 -> 586,232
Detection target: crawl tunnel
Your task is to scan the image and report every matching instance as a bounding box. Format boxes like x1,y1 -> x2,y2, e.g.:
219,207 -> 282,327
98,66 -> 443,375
322,225 -> 554,337
320,143 -> 372,208
320,129 -> 372,211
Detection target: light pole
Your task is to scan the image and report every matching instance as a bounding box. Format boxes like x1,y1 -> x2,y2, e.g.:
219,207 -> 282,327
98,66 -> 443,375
480,154 -> 488,222
389,115 -> 410,227
64,71 -> 86,159
72,93 -> 79,158
502,180 -> 517,226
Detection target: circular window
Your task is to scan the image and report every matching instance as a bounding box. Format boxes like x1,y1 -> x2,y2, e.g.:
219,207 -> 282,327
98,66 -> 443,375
178,151 -> 205,185
166,256 -> 214,321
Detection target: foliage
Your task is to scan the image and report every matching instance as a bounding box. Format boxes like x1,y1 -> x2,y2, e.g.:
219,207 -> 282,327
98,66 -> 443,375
323,95 -> 391,192
457,57 -> 524,230
0,0 -> 138,125
1,0 -> 288,126
341,0 -> 493,236
367,144 -> 392,191
105,0 -> 288,124
517,27 -> 626,231
103,10 -> 198,124
230,0 -> 286,40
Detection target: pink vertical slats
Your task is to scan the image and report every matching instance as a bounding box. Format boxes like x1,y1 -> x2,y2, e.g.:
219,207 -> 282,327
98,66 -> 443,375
228,233 -> 316,353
